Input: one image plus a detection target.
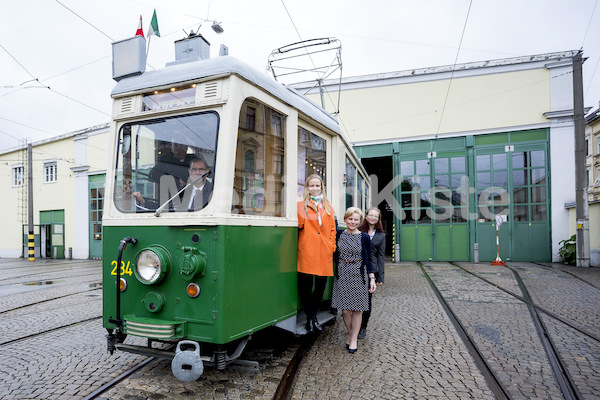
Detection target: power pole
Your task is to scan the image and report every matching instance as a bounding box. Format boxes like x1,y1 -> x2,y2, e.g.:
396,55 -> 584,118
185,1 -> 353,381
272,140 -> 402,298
573,51 -> 590,267
27,143 -> 34,262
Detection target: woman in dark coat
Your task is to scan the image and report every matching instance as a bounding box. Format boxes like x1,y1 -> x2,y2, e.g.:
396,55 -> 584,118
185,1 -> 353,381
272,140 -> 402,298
358,207 -> 386,339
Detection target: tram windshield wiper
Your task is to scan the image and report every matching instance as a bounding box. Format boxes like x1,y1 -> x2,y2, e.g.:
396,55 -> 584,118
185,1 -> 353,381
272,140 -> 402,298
154,170 -> 211,217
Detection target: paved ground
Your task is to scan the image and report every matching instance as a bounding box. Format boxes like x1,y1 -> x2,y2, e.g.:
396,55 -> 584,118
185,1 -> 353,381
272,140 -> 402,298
1,258 -> 599,399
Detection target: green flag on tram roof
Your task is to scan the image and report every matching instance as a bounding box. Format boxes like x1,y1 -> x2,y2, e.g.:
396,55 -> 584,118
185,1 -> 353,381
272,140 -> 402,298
149,9 -> 160,37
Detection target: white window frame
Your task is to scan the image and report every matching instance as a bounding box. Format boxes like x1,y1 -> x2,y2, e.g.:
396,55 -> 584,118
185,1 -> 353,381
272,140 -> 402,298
12,164 -> 24,187
44,160 -> 58,183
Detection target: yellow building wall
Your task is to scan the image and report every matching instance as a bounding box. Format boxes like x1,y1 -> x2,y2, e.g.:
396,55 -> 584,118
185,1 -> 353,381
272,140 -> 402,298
1,150 -> 27,256
317,69 -> 550,143
86,132 -> 110,172
0,137 -> 83,257
32,140 -> 77,258
567,203 -> 600,250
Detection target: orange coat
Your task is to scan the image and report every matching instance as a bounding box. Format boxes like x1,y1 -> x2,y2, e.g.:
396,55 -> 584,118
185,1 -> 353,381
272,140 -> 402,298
297,200 -> 336,276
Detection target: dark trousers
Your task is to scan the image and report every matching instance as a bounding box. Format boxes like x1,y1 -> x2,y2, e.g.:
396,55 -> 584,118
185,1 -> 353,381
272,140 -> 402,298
361,291 -> 373,329
298,272 -> 328,320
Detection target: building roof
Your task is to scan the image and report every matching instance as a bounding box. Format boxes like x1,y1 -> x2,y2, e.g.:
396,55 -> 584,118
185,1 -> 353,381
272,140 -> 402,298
292,50 -> 580,91
0,123 -> 109,156
586,103 -> 600,125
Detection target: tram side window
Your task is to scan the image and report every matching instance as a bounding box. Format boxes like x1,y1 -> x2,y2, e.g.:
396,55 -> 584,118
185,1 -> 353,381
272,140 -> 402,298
232,99 -> 286,216
298,127 -> 327,196
114,112 -> 219,213
345,156 -> 355,209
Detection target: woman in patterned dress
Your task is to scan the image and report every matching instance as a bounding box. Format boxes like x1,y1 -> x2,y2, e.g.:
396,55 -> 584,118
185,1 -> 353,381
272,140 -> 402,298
331,207 -> 377,353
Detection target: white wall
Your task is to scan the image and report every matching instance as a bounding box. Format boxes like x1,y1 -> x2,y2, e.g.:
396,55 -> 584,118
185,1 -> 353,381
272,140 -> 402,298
547,60 -> 576,261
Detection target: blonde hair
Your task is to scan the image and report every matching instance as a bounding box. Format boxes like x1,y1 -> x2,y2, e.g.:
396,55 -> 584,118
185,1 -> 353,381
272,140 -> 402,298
302,174 -> 333,215
344,207 -> 364,224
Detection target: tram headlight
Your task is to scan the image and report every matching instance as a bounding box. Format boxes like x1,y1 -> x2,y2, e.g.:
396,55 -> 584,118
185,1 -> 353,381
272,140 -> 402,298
134,247 -> 171,285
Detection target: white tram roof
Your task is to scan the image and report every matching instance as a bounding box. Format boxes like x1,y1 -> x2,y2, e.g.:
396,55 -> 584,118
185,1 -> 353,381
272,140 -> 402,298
111,56 -> 342,138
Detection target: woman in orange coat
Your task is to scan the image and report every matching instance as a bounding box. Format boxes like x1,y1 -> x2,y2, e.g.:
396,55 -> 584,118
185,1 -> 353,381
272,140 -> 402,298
297,174 -> 336,333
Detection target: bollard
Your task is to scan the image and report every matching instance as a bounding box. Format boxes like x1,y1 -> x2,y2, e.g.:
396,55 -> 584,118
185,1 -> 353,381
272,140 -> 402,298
394,244 -> 400,263
68,247 -> 72,260
473,243 -> 479,263
52,247 -> 57,259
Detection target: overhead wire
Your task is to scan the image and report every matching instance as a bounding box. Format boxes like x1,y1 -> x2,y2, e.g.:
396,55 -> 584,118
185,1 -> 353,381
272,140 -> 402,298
581,0 -> 599,104
0,43 -> 37,81
0,1 -> 118,142
54,0 -> 114,41
433,0 -> 473,149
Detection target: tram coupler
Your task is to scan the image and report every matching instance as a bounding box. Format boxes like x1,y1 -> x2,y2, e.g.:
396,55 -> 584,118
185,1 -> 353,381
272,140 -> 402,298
106,329 -> 118,355
106,327 -> 127,355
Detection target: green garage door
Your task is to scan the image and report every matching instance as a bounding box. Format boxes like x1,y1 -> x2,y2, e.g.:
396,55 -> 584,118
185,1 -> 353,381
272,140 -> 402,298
475,145 -> 550,262
398,153 -> 469,261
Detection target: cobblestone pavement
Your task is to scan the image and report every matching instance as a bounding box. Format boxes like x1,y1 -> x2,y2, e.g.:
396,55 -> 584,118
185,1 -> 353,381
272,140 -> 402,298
0,259 -> 148,400
2,258 -> 599,399
428,262 -> 600,400
290,263 -> 494,400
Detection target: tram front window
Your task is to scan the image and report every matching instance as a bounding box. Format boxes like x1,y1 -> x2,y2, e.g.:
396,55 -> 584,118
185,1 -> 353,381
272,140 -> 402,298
114,112 -> 219,213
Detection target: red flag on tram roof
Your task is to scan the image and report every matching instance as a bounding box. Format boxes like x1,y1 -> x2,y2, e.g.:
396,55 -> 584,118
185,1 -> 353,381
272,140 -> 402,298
135,15 -> 144,37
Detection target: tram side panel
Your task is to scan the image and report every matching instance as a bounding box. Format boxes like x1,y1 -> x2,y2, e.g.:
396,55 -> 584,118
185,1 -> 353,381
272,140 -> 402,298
218,225 -> 298,341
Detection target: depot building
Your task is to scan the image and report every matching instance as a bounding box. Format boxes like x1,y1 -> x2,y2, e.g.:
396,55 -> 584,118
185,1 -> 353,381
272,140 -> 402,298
1,50 -> 598,264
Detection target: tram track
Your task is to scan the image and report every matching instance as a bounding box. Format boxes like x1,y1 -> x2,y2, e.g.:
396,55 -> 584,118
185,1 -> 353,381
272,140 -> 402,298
532,262 -> 600,291
0,315 -> 102,346
451,262 -> 600,343
0,286 -> 102,314
419,261 -> 594,400
82,324 -> 318,399
417,262 -> 510,400
0,270 -> 101,285
82,356 -> 158,400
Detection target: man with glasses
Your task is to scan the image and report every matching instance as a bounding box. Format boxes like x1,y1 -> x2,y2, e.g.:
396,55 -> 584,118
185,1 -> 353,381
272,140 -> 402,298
132,154 -> 213,212
183,157 -> 213,211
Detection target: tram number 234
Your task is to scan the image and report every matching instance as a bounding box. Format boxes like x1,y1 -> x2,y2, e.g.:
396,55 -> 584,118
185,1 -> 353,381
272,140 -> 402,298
110,260 -> 133,276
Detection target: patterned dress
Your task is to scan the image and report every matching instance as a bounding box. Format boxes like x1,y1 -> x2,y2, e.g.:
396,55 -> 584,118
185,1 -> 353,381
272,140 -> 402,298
331,231 -> 370,311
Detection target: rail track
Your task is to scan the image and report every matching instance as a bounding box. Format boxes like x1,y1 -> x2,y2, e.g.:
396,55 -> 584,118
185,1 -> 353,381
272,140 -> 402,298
419,261 -> 600,400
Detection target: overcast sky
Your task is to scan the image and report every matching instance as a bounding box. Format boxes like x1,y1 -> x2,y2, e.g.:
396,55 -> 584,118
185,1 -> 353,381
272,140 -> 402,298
1,0 -> 599,153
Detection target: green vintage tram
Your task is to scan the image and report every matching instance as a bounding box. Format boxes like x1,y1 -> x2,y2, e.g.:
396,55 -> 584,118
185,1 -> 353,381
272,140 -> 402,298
103,34 -> 370,380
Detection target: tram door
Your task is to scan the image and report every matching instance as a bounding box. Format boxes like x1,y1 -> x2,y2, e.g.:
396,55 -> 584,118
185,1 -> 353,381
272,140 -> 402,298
475,145 -> 550,261
398,153 -> 469,261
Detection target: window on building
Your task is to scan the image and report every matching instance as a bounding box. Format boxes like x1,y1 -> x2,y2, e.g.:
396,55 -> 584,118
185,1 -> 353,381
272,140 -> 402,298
246,107 -> 256,131
44,161 -> 58,183
585,139 -> 589,156
12,165 -> 24,187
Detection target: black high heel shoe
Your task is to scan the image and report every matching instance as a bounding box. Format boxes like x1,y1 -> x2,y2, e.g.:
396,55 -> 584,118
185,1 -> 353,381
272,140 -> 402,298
312,318 -> 323,332
305,319 -> 315,333
347,345 -> 358,354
